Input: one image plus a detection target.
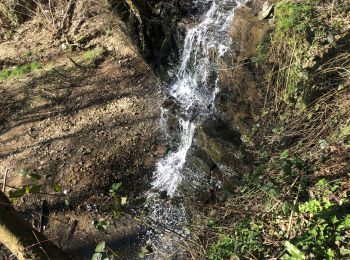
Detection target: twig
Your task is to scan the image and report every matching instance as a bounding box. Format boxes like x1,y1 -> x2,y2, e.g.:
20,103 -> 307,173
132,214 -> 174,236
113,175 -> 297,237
67,57 -> 85,70
39,200 -> 48,233
2,169 -> 8,192
66,220 -> 78,241
31,231 -> 50,260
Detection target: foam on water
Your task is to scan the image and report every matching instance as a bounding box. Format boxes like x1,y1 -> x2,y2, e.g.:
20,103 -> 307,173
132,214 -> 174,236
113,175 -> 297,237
152,0 -> 245,197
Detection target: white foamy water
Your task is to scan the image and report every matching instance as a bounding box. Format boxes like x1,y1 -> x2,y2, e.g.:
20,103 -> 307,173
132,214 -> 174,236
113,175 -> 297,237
152,0 -> 245,197
145,1 -> 245,258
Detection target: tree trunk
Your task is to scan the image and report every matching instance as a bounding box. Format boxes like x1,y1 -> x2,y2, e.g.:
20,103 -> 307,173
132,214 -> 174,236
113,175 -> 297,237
0,191 -> 74,260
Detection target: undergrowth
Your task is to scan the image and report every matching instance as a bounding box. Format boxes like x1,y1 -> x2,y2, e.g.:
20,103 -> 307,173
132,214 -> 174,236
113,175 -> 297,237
204,0 -> 350,259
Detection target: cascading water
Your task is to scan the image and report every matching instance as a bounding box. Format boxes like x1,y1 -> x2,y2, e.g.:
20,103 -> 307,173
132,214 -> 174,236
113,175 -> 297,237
152,0 -> 244,197
145,0 -> 245,257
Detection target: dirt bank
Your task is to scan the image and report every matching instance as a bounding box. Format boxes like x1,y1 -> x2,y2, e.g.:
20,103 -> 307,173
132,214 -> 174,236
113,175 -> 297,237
0,1 -> 165,257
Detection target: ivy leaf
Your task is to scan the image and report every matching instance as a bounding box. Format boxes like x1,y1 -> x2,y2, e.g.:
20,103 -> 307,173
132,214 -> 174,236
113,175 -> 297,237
53,183 -> 62,192
92,253 -> 102,260
95,241 -> 106,253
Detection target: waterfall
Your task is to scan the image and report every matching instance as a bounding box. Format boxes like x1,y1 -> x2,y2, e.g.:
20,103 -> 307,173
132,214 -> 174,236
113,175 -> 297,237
152,0 -> 244,197
145,0 -> 245,257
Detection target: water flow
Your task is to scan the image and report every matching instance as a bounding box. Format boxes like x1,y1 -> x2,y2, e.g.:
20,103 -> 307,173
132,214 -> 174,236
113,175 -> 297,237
152,0 -> 244,197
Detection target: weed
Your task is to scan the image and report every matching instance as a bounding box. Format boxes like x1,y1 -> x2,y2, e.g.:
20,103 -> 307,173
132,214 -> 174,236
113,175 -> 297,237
209,221 -> 265,259
0,62 -> 40,81
82,47 -> 105,62
253,43 -> 269,65
273,1 -> 312,44
289,179 -> 350,259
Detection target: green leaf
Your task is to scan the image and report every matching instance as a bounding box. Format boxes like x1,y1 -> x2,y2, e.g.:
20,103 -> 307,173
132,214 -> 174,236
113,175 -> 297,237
95,241 -> 105,253
340,247 -> 350,256
19,169 -> 30,177
280,150 -> 289,159
19,169 -> 41,180
282,163 -> 292,175
291,157 -> 303,170
28,173 -> 41,180
53,183 -> 62,192
28,185 -> 41,193
110,182 -> 122,193
121,196 -> 127,206
327,34 -> 334,45
284,241 -> 305,259
95,219 -> 109,231
207,219 -> 215,227
139,246 -> 149,259
9,187 -> 27,199
281,254 -> 295,260
92,252 -> 102,260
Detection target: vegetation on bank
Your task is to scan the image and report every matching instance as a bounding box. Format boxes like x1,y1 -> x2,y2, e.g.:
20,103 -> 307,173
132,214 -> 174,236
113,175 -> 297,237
0,62 -> 40,81
206,0 -> 350,259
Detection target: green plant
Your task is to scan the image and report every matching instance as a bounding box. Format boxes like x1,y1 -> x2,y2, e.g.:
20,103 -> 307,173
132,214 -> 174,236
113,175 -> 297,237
209,221 -> 265,259
82,47 -> 105,62
94,218 -> 110,232
109,182 -> 127,219
289,179 -> 350,259
273,1 -> 313,44
92,241 -> 110,260
0,62 -> 40,81
9,169 -> 42,200
282,241 -> 305,260
253,44 -> 268,65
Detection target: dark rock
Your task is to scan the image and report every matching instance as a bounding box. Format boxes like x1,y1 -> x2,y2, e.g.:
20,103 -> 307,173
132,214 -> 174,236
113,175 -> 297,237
198,118 -> 244,173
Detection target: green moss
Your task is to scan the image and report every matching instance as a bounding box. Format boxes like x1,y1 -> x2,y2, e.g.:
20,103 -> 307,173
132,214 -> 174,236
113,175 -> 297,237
0,62 -> 41,81
81,47 -> 105,62
253,43 -> 268,65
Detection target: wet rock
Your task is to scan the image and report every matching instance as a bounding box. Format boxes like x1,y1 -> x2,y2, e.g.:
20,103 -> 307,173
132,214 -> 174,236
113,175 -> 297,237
216,4 -> 272,135
258,1 -> 274,20
186,144 -> 217,176
198,118 -> 243,173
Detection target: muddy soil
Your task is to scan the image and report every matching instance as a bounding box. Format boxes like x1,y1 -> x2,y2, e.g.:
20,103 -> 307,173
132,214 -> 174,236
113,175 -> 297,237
0,3 -> 166,258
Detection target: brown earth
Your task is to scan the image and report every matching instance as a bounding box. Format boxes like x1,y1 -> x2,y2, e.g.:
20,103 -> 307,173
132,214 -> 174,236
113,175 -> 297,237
0,2 -> 166,257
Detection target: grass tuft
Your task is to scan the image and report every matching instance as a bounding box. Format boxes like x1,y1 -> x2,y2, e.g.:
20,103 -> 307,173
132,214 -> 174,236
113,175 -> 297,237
0,62 -> 41,81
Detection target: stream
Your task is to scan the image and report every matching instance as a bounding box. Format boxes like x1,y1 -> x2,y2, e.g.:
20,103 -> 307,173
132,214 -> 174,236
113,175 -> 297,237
145,0 -> 245,258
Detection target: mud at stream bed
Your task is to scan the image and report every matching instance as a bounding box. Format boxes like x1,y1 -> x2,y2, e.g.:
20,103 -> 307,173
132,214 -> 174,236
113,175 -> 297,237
0,8 -> 166,258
